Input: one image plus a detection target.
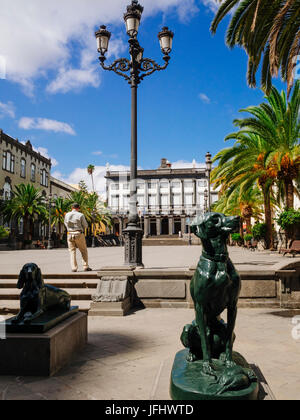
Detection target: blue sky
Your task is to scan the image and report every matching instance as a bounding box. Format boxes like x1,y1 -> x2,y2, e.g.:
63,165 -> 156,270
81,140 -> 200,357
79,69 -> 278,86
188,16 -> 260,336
0,0 -> 286,195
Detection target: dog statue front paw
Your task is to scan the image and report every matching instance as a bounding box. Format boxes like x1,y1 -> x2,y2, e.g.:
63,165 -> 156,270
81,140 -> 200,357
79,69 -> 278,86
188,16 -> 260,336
202,361 -> 217,378
186,352 -> 198,362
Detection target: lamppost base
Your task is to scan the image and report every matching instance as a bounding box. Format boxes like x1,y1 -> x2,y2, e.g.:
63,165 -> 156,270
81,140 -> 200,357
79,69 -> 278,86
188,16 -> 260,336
47,241 -> 54,250
123,224 -> 144,268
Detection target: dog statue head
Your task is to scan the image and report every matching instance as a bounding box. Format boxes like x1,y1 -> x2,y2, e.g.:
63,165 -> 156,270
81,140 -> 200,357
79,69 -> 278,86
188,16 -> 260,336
190,212 -> 240,240
17,263 -> 44,290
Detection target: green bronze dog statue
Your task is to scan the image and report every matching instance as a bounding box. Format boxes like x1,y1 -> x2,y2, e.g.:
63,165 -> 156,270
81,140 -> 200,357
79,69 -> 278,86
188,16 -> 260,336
180,212 -> 257,394
12,263 -> 71,325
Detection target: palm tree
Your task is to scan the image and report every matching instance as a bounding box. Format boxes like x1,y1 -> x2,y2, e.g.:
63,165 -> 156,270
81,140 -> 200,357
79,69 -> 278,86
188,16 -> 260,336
51,197 -> 71,240
232,81 -> 300,209
211,0 -> 300,94
213,186 -> 264,234
87,165 -> 95,192
212,132 -> 276,248
2,184 -> 47,242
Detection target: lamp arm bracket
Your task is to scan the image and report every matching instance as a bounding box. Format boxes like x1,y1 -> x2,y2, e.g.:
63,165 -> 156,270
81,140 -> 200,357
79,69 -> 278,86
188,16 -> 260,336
139,56 -> 170,81
99,57 -> 131,82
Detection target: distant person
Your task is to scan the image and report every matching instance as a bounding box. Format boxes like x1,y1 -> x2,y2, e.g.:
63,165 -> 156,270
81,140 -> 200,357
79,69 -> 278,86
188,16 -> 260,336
64,203 -> 92,272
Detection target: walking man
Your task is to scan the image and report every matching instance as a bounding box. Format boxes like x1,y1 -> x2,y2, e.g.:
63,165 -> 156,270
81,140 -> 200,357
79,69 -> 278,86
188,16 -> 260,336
64,203 -> 92,272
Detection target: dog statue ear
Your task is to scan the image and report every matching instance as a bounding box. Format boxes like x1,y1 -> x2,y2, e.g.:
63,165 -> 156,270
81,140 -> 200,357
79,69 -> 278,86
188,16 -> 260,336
36,267 -> 43,288
190,216 -> 207,240
17,269 -> 25,289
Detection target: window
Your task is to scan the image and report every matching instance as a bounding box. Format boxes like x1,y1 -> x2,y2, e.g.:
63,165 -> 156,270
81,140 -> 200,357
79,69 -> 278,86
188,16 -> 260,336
149,195 -> 156,207
185,194 -> 193,206
3,182 -> 11,200
173,194 -> 181,206
111,195 -> 119,209
41,169 -> 48,187
160,182 -> 169,189
110,183 -> 119,191
20,158 -> 26,178
31,164 -> 36,182
122,183 -> 129,190
137,183 -> 144,191
123,195 -> 130,209
184,181 -> 193,188
172,181 -> 181,189
2,151 -> 15,173
198,180 -> 207,188
161,195 -> 168,206
137,195 -> 145,206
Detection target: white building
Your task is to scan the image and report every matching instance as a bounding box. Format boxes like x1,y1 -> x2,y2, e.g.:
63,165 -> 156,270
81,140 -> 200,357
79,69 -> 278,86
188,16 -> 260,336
106,158 -> 218,236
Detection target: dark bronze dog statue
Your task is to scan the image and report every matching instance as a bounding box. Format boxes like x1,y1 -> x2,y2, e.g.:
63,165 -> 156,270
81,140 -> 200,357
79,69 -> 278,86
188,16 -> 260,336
12,263 -> 71,324
183,212 -> 242,377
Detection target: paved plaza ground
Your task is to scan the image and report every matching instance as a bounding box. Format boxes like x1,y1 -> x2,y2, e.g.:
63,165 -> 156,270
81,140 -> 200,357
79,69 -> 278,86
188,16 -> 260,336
0,245 -> 296,274
0,307 -> 300,400
0,247 -> 299,400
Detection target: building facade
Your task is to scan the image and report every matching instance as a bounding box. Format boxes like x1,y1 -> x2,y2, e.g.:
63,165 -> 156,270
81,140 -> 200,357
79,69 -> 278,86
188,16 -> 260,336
106,158 -> 219,237
0,130 -> 77,244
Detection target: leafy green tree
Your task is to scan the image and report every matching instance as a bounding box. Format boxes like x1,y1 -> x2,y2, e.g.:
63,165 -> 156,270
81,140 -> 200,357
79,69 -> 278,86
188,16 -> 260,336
211,0 -> 300,94
212,132 -> 276,248
212,185 -> 263,234
2,184 -> 47,242
232,82 -> 300,209
51,197 -> 71,240
0,226 -> 9,239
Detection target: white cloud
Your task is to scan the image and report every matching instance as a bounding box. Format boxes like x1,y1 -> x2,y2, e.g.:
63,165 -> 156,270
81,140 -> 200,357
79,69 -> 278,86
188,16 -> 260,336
198,93 -> 211,104
19,117 -> 76,135
172,160 -> 206,169
201,0 -> 221,13
0,101 -> 15,119
0,0 -> 199,95
92,151 -> 103,156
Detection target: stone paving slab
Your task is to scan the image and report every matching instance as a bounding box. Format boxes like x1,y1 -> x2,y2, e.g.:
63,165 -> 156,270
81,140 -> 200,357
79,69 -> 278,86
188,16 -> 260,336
0,308 -> 300,400
0,246 -> 297,274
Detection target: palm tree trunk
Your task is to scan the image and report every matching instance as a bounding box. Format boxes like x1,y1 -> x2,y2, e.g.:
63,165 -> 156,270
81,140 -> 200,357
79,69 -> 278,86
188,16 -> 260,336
263,190 -> 273,249
91,174 -> 95,193
245,217 -> 252,234
284,179 -> 294,209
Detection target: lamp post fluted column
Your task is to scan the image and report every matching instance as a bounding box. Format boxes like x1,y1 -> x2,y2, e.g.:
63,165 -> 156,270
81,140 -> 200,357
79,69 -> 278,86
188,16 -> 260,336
205,152 -> 213,213
95,0 -> 174,267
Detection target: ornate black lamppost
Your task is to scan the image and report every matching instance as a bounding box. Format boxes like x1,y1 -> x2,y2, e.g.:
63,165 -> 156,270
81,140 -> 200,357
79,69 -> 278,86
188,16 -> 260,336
95,0 -> 174,267
204,189 -> 208,214
205,152 -> 213,212
47,194 -> 53,250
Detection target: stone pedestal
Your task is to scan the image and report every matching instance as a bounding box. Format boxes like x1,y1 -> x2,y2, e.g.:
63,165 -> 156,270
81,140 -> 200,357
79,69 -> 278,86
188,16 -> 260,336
170,349 -> 259,401
123,225 -> 144,267
89,297 -> 132,316
90,275 -> 135,316
0,313 -> 87,377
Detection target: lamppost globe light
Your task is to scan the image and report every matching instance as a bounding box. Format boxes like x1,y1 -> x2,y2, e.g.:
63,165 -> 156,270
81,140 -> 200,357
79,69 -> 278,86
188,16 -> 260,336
95,25 -> 111,55
158,27 -> 174,55
124,0 -> 144,37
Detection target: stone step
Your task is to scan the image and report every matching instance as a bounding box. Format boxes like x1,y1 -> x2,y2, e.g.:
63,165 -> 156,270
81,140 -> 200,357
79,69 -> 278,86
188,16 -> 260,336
0,279 -> 99,289
0,300 -> 91,315
0,273 -> 99,280
0,288 -> 94,301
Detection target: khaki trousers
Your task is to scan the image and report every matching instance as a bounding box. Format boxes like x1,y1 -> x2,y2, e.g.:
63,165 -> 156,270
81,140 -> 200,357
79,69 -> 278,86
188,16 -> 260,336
67,233 -> 89,271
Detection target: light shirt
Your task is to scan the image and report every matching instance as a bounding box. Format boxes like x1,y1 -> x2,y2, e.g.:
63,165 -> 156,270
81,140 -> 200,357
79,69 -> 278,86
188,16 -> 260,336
64,210 -> 88,233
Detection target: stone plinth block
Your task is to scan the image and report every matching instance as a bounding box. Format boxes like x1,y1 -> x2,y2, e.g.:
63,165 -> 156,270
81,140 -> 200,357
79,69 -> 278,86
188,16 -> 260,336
0,313 -> 87,377
170,349 -> 259,401
89,297 -> 131,316
136,280 -> 186,299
